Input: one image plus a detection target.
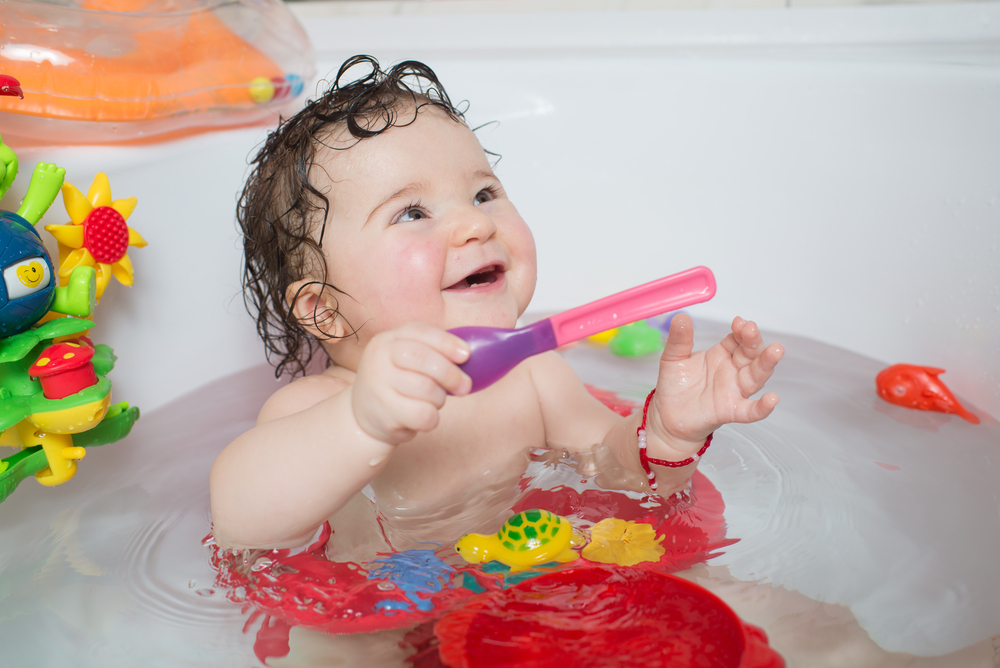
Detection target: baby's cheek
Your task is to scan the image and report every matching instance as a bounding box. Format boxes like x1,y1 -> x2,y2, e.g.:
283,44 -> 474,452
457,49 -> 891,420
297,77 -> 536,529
504,217 -> 538,308
384,240 -> 445,316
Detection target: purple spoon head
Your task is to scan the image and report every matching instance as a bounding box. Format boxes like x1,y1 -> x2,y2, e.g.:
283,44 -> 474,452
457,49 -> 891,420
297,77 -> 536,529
450,320 -> 557,392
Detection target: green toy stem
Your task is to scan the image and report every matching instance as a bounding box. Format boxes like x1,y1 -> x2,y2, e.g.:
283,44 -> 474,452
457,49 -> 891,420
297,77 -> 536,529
52,266 -> 97,317
0,134 -> 18,201
17,162 -> 66,226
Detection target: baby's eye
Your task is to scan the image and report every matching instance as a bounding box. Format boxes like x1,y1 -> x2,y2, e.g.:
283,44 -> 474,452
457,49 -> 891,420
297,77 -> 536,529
396,207 -> 428,223
474,189 -> 495,206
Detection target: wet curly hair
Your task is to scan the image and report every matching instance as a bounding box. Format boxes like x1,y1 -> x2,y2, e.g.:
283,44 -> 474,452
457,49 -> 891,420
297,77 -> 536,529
238,55 -> 467,378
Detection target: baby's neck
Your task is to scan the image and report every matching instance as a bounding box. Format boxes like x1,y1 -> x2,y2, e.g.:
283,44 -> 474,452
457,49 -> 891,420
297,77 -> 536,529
322,364 -> 355,383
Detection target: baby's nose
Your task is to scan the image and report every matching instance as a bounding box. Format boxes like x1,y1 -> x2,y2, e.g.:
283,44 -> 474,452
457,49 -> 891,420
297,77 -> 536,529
449,207 -> 497,245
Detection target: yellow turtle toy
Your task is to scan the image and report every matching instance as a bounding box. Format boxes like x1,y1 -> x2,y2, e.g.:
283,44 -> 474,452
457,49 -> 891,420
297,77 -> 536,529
455,509 -> 580,572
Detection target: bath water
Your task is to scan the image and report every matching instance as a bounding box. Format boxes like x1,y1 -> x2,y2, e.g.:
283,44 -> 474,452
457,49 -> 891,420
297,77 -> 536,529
0,318 -> 996,666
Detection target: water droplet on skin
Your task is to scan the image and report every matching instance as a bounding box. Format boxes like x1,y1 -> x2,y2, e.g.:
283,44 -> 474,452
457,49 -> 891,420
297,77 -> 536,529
188,579 -> 197,588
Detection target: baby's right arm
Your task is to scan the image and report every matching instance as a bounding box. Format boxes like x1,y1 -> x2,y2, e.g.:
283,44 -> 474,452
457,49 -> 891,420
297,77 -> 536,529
209,323 -> 472,550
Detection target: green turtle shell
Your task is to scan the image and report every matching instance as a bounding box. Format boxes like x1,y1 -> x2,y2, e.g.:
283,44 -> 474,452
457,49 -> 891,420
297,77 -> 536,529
496,509 -> 566,553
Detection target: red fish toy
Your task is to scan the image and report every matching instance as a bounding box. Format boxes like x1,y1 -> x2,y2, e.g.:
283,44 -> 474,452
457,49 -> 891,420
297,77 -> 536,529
0,75 -> 23,99
876,364 -> 980,424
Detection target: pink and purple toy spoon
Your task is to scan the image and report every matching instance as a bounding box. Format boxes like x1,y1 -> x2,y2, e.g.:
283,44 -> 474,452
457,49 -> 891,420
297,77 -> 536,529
449,266 -> 716,392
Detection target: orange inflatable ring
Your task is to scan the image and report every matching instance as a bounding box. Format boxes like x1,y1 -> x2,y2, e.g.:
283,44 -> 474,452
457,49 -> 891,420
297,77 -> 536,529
0,0 -> 314,144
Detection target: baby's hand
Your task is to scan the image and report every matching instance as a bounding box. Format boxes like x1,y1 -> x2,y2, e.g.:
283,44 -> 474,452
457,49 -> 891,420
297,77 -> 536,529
351,322 -> 472,445
648,315 -> 784,458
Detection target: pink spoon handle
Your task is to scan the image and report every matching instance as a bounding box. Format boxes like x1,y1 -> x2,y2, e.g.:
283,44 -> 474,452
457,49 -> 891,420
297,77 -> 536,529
548,266 -> 716,346
450,266 -> 716,392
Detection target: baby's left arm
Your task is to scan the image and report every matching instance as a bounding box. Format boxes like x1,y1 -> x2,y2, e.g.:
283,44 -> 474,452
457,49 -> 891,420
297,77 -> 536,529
637,314 -> 783,490
530,314 -> 783,495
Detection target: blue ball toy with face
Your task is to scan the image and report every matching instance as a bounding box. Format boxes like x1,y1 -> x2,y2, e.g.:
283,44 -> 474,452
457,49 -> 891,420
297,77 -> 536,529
0,211 -> 56,337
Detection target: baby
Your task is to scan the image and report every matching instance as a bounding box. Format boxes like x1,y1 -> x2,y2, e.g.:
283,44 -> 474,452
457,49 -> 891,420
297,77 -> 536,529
210,56 -> 999,668
208,55 -> 783,552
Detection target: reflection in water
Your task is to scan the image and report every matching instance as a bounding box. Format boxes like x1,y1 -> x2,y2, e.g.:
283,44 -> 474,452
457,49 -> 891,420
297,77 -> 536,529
0,320 -> 997,666
210,444 -> 736,666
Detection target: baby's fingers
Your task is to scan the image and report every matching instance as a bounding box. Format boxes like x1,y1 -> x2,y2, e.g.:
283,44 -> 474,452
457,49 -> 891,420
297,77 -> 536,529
719,316 -> 747,355
396,321 -> 471,365
740,392 -> 781,423
738,341 -> 784,392
391,328 -> 472,396
388,363 -> 450,409
390,343 -> 472,398
730,318 -> 768,369
661,313 -> 695,362
391,395 -> 445,434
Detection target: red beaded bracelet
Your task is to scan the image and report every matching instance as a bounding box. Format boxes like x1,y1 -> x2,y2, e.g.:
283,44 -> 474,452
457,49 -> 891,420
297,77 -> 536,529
637,388 -> 713,491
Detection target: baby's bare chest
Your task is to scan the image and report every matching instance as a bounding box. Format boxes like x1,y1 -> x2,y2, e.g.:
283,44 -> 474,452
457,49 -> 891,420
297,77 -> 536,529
371,369 -> 545,512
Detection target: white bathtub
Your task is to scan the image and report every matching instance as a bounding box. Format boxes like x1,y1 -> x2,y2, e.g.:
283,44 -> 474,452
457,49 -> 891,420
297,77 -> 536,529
0,1 -> 997,665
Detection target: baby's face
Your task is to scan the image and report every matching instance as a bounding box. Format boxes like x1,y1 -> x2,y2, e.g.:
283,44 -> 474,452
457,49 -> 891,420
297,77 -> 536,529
314,107 -> 537,350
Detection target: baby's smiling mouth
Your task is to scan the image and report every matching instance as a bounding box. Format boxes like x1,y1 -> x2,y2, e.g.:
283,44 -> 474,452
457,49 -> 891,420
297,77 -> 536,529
447,264 -> 503,290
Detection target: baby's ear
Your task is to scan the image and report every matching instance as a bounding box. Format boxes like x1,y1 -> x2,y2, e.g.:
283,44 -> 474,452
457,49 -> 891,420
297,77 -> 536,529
286,279 -> 349,341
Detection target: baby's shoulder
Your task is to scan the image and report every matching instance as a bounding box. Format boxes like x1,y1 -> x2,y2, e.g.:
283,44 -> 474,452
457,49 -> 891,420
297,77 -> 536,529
524,349 -> 584,389
256,368 -> 351,425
